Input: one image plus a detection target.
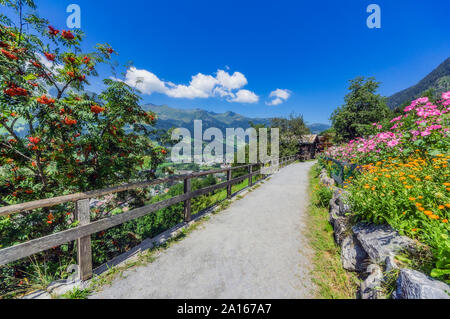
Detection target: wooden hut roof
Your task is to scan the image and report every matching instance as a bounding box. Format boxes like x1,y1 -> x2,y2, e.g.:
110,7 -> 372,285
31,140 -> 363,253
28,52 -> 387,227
299,134 -> 318,144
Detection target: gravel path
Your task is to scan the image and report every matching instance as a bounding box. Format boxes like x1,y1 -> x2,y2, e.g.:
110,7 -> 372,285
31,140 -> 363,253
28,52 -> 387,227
90,161 -> 316,299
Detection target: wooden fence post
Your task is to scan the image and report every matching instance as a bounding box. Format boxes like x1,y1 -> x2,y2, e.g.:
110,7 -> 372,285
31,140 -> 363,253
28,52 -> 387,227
184,177 -> 191,222
248,165 -> 252,187
227,168 -> 232,199
75,198 -> 92,281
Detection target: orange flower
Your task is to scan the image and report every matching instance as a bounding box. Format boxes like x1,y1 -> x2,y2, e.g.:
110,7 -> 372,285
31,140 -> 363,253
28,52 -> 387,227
438,205 -> 445,210
1,48 -> 18,60
44,52 -> 55,61
37,95 -> 55,105
417,207 -> 425,211
61,30 -> 75,40
48,25 -> 59,36
408,197 -> 416,201
47,213 -> 55,224
90,105 -> 105,114
424,210 -> 433,216
64,117 -> 77,125
411,228 -> 417,232
443,219 -> 448,223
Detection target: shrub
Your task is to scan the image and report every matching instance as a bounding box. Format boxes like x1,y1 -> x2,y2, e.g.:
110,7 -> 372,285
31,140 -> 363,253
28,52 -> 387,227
316,184 -> 333,208
325,91 -> 450,283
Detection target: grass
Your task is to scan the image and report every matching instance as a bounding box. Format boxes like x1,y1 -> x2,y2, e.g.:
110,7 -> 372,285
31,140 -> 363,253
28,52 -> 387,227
59,287 -> 91,299
306,164 -> 359,299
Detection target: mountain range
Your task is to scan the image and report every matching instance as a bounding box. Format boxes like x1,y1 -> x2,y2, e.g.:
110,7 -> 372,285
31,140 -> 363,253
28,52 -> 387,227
143,104 -> 330,134
387,57 -> 450,109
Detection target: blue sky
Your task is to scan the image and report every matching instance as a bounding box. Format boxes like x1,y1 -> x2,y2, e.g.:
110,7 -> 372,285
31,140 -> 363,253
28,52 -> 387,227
9,0 -> 450,124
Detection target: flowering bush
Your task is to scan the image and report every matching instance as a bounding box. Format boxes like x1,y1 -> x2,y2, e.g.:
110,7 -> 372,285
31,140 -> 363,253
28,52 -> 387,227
0,1 -> 167,297
326,93 -> 450,164
346,156 -> 449,281
324,92 -> 450,282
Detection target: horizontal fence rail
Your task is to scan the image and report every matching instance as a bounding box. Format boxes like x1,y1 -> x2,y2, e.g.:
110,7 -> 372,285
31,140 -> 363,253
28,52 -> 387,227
0,155 -> 299,280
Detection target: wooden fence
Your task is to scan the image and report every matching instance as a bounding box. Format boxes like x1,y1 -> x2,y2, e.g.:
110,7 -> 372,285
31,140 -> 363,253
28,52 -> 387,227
0,155 -> 298,281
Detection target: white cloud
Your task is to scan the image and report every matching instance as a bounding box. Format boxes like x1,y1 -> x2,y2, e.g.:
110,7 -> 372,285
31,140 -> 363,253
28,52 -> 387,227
122,67 -> 258,103
266,88 -> 291,106
229,89 -> 259,103
216,70 -> 247,90
166,73 -> 218,98
124,67 -> 167,95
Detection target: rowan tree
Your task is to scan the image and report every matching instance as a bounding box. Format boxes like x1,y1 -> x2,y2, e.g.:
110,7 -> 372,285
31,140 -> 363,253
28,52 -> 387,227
0,2 -> 168,291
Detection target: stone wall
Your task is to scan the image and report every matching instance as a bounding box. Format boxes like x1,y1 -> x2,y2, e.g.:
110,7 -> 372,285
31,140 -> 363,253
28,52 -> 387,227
319,169 -> 450,299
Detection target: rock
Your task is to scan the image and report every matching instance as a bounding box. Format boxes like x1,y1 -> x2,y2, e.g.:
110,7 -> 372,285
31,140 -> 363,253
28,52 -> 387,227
394,269 -> 450,299
341,235 -> 368,272
332,216 -> 348,246
360,264 -> 384,299
352,223 -> 417,263
319,169 -> 335,187
328,201 -> 348,246
46,279 -> 68,293
319,173 -> 335,187
328,205 -> 340,225
339,200 -> 351,215
46,278 -> 87,297
50,281 -> 84,296
329,197 -> 339,214
385,255 -> 398,273
22,290 -> 51,299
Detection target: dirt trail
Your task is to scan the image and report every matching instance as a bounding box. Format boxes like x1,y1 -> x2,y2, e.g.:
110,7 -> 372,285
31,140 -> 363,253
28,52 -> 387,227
91,161 -> 316,299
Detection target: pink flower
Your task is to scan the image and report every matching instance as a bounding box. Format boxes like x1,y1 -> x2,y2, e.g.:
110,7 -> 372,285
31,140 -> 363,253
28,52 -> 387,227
413,97 -> 429,105
421,130 -> 431,137
404,104 -> 414,112
387,140 -> 399,147
442,91 -> 450,100
429,125 -> 442,130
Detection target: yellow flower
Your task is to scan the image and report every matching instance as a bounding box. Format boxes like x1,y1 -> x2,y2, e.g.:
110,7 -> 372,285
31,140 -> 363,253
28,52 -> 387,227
405,185 -> 413,189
